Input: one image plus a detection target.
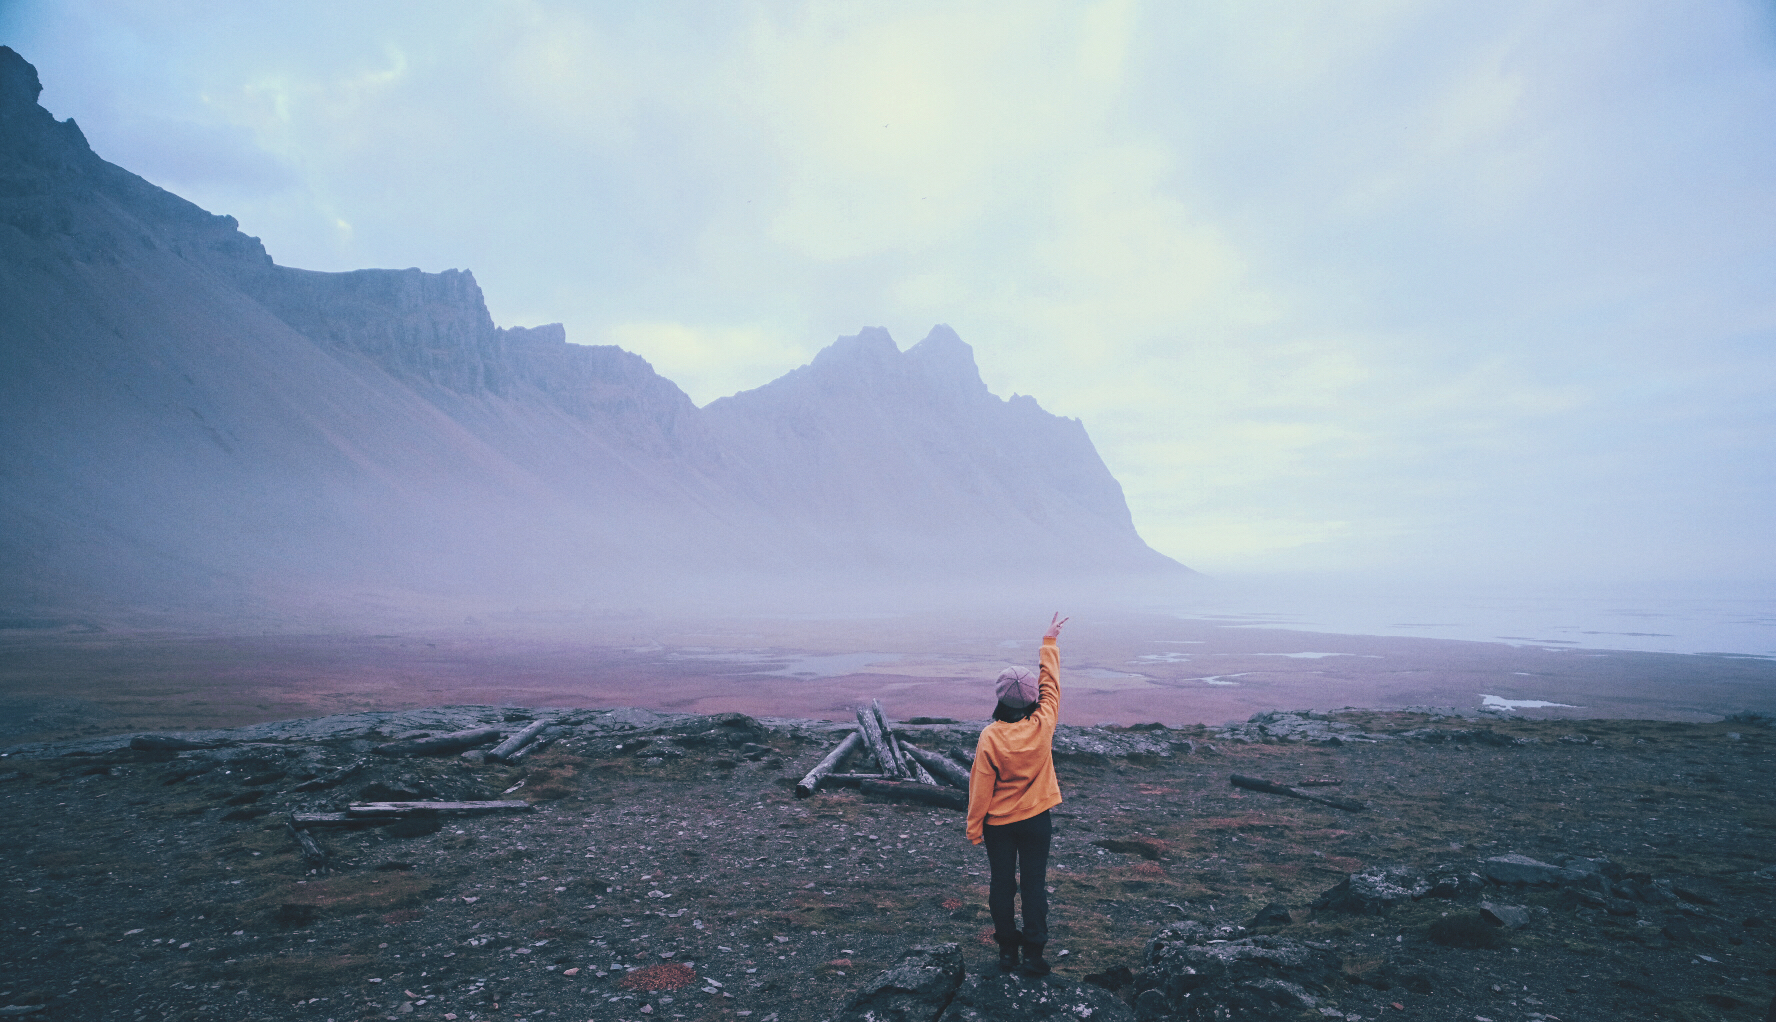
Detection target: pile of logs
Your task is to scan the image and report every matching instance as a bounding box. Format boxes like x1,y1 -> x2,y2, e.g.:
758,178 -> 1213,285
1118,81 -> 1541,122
369,718 -> 556,763
796,700 -> 973,811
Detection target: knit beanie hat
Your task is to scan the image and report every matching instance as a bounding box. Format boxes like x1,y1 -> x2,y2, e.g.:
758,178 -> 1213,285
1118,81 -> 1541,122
995,665 -> 1039,708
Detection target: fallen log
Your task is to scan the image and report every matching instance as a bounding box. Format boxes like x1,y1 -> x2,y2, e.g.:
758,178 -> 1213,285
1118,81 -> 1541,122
901,743 -> 971,789
372,726 -> 502,757
820,772 -> 894,787
290,757 -> 366,792
347,800 -> 534,818
871,700 -> 920,780
860,779 -> 967,811
1230,773 -> 1365,812
487,718 -> 551,762
284,819 -> 328,870
855,706 -> 905,779
504,730 -> 555,763
795,730 -> 864,797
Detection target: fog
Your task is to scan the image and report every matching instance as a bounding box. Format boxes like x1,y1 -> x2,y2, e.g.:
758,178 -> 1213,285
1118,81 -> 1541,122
6,1 -> 1774,592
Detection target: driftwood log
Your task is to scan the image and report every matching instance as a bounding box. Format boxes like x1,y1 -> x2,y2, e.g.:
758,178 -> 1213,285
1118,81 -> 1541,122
504,730 -> 554,762
1230,773 -> 1365,812
900,741 -> 939,786
290,757 -> 366,793
870,701 -> 913,778
795,730 -> 864,797
347,800 -> 534,818
861,779 -> 967,811
901,743 -> 971,789
284,819 -> 328,870
372,726 -> 502,757
854,706 -> 904,779
487,718 -> 550,762
820,773 -> 893,787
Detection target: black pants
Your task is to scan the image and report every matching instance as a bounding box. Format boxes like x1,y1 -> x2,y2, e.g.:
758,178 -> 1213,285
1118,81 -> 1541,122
982,809 -> 1051,946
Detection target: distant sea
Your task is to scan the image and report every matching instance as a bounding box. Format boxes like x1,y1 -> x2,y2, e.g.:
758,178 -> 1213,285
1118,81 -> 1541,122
1171,577 -> 1776,658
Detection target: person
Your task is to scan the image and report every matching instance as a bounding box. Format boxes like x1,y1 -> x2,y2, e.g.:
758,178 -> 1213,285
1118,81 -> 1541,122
967,611 -> 1067,976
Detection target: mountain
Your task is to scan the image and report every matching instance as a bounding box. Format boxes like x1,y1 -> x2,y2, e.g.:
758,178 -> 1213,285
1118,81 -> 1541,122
0,47 -> 1186,626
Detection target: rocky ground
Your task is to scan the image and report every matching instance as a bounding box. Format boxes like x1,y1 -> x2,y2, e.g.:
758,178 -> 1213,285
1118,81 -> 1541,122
1,706 -> 1774,1022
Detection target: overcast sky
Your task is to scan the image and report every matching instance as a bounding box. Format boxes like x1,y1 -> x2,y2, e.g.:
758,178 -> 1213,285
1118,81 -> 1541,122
5,1 -> 1774,584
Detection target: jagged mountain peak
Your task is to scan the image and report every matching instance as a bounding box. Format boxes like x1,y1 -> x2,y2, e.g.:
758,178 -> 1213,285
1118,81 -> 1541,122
0,46 -> 42,110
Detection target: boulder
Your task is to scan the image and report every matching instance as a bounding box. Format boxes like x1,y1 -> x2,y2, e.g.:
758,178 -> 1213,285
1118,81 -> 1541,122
1425,863 -> 1486,898
1138,933 -> 1342,1021
1479,902 -> 1531,930
936,971 -> 1133,1022
1312,864 -> 1430,915
836,944 -> 964,1022
1482,854 -> 1585,885
1247,903 -> 1293,928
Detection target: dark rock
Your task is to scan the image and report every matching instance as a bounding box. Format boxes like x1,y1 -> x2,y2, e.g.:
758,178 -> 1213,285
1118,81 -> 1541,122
1132,988 -> 1167,1020
1425,863 -> 1485,898
1312,864 -> 1429,915
1247,903 -> 1293,928
1479,902 -> 1531,929
1140,927 -> 1341,1020
1082,965 -> 1133,991
221,789 -> 264,805
836,943 -> 963,1022
1606,898 -> 1639,917
936,970 -> 1134,1022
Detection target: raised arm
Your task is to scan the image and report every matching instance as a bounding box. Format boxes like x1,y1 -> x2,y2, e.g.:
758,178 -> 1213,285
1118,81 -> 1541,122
1032,612 -> 1065,730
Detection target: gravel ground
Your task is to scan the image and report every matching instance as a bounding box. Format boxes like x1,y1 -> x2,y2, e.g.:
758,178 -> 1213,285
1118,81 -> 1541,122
1,708 -> 1773,1022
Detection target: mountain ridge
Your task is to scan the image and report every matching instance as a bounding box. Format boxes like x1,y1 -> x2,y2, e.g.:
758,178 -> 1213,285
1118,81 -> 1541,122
0,46 -> 1187,625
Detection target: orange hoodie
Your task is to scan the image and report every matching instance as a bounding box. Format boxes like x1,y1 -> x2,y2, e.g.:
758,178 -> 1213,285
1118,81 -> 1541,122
967,637 -> 1062,844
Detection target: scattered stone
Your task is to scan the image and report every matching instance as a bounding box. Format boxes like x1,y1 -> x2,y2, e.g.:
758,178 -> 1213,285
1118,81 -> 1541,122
1478,902 -> 1531,930
835,943 -> 963,1022
937,969 -> 1133,1022
1312,864 -> 1429,915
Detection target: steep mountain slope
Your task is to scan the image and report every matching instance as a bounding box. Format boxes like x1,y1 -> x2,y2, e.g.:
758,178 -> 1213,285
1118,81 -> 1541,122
704,325 -> 1175,575
0,47 -> 1184,625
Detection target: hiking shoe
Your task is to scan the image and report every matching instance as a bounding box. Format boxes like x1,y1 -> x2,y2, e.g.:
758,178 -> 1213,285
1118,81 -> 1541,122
996,939 -> 1020,972
1021,942 -> 1051,977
